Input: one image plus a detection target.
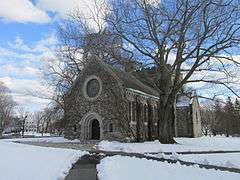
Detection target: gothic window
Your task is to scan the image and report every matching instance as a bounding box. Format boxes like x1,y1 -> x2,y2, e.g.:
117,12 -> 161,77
86,79 -> 100,98
152,106 -> 155,122
128,101 -> 132,121
133,101 -> 136,122
109,123 -> 114,132
144,104 -> 148,122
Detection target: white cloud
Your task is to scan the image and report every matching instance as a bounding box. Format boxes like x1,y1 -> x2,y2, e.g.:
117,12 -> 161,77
36,0 -> 109,31
0,64 -> 41,77
0,76 -> 53,112
0,0 -> 50,23
0,34 -> 58,111
8,37 -> 32,51
3,34 -> 57,64
0,47 -> 15,57
36,0 -> 79,16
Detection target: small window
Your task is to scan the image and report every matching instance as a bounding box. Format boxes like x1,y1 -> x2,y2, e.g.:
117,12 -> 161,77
109,123 -> 114,132
73,125 -> 77,132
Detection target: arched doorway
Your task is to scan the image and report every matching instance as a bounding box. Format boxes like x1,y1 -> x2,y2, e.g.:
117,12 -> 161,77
91,119 -> 100,140
80,112 -> 102,140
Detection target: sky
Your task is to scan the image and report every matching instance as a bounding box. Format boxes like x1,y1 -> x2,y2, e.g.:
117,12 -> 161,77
0,0 -> 239,113
0,0 -> 102,112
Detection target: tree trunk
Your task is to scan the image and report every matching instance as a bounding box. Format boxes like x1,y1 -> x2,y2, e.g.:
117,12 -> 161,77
157,66 -> 176,144
158,102 -> 176,144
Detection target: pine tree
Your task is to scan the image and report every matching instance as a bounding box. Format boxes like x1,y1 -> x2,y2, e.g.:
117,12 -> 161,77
213,99 -> 224,135
223,97 -> 236,136
234,99 -> 240,135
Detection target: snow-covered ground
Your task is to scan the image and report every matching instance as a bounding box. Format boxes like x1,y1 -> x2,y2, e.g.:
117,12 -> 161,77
23,132 -> 51,137
2,136 -> 80,143
98,136 -> 240,153
1,136 -> 240,179
97,155 -> 240,180
176,136 -> 240,151
149,152 -> 240,169
177,153 -> 240,169
0,139 -> 87,180
2,132 -> 52,137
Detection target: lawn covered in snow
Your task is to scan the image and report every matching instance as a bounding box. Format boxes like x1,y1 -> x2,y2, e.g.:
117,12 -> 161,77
98,136 -> 240,153
14,136 -> 80,143
0,139 -> 87,180
8,136 -> 80,143
177,153 -> 240,169
97,156 -> 240,180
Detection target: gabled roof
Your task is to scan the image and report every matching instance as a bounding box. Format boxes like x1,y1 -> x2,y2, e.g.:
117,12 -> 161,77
98,59 -> 159,97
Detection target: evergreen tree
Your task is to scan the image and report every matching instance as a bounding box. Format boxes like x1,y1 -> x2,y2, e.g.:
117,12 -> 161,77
213,99 -> 224,135
234,99 -> 240,134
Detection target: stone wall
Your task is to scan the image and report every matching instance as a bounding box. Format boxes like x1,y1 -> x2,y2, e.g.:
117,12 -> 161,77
175,96 -> 202,138
64,58 -> 160,142
176,107 -> 193,137
64,59 -> 127,141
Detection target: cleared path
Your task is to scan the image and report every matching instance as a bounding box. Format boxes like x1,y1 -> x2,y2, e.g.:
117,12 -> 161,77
65,154 -> 100,180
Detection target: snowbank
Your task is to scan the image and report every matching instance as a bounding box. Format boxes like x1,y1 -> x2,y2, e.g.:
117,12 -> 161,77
177,153 -> 240,169
23,132 -> 51,137
3,136 -> 80,143
176,136 -> 240,150
0,140 -> 88,180
98,136 -> 240,153
98,140 -> 164,153
97,155 -> 240,180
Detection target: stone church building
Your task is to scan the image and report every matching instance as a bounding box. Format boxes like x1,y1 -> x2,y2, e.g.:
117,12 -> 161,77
64,57 -> 202,141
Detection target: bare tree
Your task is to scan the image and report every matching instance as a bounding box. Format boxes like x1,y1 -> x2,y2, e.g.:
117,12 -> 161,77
17,108 -> 29,137
45,0 -> 240,143
43,2 -> 134,112
201,97 -> 240,136
33,105 -> 63,135
0,82 -> 16,136
201,103 -> 216,136
103,0 -> 240,143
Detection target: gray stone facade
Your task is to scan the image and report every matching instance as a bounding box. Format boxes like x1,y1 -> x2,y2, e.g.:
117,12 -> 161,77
64,58 -> 202,141
175,94 -> 202,137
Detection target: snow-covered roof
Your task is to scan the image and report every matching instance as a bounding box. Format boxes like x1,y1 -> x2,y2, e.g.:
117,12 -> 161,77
126,88 -> 159,100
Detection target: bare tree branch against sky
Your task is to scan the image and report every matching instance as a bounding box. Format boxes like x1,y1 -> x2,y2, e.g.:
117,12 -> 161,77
0,0 -> 240,115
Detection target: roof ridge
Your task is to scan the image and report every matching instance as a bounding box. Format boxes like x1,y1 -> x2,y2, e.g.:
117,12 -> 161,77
100,59 -> 159,97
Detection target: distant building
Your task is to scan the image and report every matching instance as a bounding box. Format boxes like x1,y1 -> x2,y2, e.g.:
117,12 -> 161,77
64,58 -> 202,141
24,118 -> 37,133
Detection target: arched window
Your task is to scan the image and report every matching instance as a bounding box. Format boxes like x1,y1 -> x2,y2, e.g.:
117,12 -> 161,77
109,123 -> 114,132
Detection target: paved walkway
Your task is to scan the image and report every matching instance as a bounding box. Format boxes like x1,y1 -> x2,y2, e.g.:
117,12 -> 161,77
65,154 -> 100,180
